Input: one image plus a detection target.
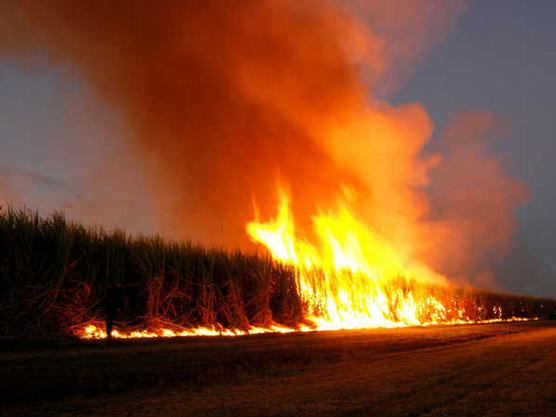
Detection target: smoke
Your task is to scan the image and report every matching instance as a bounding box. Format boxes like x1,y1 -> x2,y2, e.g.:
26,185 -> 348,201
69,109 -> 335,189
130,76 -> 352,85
421,112 -> 529,286
0,0 -> 374,244
340,0 -> 469,94
0,1 -> 528,286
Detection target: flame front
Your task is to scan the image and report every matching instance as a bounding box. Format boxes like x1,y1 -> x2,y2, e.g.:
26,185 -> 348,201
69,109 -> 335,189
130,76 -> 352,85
247,189 -> 474,329
74,322 -> 305,340
71,188 -> 516,340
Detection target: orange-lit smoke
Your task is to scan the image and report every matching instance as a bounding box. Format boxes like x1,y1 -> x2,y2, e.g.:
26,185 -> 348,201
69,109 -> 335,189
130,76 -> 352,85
0,1 -> 527,286
0,180 -> 11,205
422,111 -> 529,286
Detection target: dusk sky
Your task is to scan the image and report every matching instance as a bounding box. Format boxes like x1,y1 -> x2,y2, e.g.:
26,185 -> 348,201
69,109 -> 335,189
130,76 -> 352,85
396,0 -> 556,296
1,0 -> 555,297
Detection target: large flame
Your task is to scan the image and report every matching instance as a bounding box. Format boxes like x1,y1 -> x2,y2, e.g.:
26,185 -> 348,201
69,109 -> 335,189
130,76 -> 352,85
247,188 -> 482,329
69,188 -> 525,340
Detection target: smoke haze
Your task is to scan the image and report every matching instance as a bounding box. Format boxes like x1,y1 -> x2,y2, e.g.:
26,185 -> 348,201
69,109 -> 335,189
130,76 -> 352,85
0,0 -> 528,286
423,111 -> 529,287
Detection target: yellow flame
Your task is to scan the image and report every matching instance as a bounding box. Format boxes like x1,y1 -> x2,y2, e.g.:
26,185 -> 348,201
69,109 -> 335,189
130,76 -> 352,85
247,189 -> 471,329
71,189 -> 533,340
74,322 -> 308,340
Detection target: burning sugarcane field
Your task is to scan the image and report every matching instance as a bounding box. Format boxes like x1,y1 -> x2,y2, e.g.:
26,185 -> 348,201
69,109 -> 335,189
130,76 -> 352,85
1,1 -> 556,416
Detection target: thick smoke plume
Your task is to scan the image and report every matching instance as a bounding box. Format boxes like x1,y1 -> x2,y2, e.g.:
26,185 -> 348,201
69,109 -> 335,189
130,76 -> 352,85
0,1 -> 527,284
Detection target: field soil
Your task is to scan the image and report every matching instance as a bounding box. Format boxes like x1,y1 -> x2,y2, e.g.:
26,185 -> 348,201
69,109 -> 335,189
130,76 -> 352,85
2,321 -> 556,417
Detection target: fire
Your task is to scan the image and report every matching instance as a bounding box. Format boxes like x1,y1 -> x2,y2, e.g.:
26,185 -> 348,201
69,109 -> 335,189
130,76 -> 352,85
74,322 -> 306,340
247,189 -> 477,329
70,188 -> 527,340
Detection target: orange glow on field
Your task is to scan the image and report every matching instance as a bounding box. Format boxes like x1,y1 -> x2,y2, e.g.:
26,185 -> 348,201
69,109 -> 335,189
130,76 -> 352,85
74,322 -> 307,340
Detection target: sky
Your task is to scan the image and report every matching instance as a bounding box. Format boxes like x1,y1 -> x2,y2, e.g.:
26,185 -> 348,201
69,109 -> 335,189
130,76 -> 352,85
395,0 -> 556,296
0,0 -> 555,297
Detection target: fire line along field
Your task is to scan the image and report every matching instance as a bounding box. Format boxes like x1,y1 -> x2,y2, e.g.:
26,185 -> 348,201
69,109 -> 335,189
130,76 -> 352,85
2,1 -> 556,416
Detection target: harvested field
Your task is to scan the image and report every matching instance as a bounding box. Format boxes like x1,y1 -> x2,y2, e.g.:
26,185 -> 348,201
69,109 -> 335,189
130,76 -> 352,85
3,320 -> 556,416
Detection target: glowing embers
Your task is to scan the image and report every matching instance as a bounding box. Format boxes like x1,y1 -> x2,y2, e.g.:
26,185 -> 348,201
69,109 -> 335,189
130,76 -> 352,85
74,321 -> 306,339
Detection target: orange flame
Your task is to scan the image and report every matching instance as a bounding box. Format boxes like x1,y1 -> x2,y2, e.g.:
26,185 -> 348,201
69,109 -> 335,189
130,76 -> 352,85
74,322 -> 308,340
70,188 -> 529,340
247,189 -> 486,329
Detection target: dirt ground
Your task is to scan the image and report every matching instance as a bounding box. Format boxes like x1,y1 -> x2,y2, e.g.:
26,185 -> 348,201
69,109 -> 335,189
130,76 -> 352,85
2,321 -> 556,417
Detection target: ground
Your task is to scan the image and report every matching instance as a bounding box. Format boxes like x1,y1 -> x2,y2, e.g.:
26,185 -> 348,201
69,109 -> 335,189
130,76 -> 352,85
2,321 -> 556,416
